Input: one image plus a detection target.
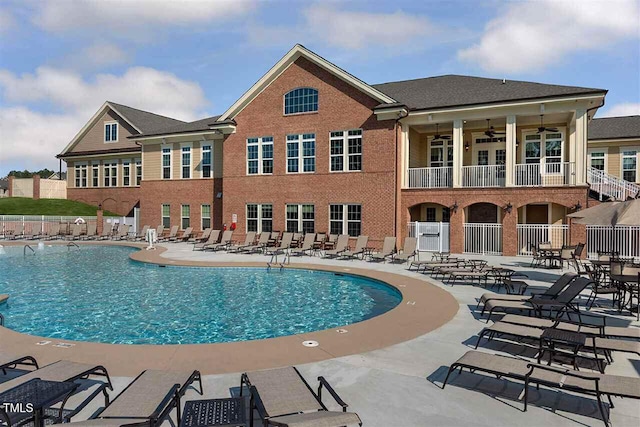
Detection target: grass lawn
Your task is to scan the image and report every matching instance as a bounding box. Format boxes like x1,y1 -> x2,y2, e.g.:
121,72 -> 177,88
0,198 -> 118,216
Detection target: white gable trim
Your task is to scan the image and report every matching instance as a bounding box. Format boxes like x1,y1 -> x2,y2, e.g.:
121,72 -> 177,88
217,44 -> 396,121
59,102 -> 142,155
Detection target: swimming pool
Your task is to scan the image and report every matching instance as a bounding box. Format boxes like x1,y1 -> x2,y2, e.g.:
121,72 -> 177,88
0,245 -> 401,345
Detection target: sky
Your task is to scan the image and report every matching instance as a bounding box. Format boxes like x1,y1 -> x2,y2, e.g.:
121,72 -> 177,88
0,0 -> 638,177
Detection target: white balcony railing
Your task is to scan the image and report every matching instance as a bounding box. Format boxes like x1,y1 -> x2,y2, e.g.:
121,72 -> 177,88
514,162 -> 575,187
407,167 -> 452,188
461,165 -> 505,187
587,166 -> 640,201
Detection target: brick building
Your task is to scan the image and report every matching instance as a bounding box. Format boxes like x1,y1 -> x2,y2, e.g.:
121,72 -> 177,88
59,44 -> 634,255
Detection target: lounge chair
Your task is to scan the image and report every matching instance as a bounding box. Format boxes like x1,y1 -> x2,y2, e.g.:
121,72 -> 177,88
66,223 -> 83,240
442,350 -> 640,426
240,366 -> 362,427
0,351 -> 38,375
43,223 -> 61,240
193,229 -> 220,251
97,224 -> 112,240
390,237 -> 417,263
482,276 -> 593,321
339,235 -> 369,259
265,232 -> 293,256
83,223 -> 98,240
158,225 -> 179,242
115,224 -> 130,240
67,369 -> 202,427
131,225 -> 150,241
324,233 -> 339,250
205,230 -> 233,251
227,231 -> 256,253
188,228 -> 211,244
240,232 -> 270,254
408,254 -> 459,272
313,233 -> 327,251
477,272 -> 577,309
170,226 -> 192,242
368,236 -> 396,262
290,233 -> 315,256
7,223 -> 24,240
156,225 -> 165,237
323,234 -> 349,258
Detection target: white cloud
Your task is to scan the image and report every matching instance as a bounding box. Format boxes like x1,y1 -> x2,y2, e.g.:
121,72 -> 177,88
458,0 -> 640,73
71,42 -> 131,69
0,7 -> 16,33
600,102 -> 640,117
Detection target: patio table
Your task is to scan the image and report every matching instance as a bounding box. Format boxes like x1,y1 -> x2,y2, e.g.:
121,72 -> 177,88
609,273 -> 639,319
180,398 -> 246,427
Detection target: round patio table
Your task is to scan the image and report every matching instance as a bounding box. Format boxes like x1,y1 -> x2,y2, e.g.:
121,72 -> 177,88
609,273 -> 639,320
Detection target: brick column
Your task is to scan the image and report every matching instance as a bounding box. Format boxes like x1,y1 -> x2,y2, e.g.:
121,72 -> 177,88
449,208 -> 464,254
32,175 -> 41,200
7,176 -> 14,197
96,206 -> 104,235
569,218 -> 587,259
502,208 -> 518,256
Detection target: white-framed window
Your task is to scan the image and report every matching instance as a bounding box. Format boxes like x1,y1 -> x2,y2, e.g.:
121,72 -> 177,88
247,137 -> 273,175
286,204 -> 315,233
201,204 -> 211,229
135,158 -> 142,185
429,138 -> 453,167
104,122 -> 118,142
181,145 -> 191,179
588,150 -> 607,171
75,163 -> 87,188
524,134 -> 541,164
91,162 -> 100,187
181,204 -> 190,229
522,130 -> 565,169
103,161 -> 118,187
201,144 -> 212,178
246,204 -> 272,233
330,129 -> 362,172
329,204 -> 361,237
286,133 -> 315,173
284,87 -> 318,115
162,147 -> 172,179
622,149 -> 638,183
123,160 -> 131,186
161,204 -> 171,228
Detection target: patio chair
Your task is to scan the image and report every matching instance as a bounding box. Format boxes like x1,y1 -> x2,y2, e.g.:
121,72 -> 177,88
0,351 -> 38,375
240,366 -> 362,427
205,230 -> 234,251
323,234 -> 350,258
390,237 -> 417,263
324,233 -> 339,250
170,226 -> 192,242
442,350 -> 640,426
368,236 -> 397,262
340,235 -> 369,259
530,245 -> 548,268
482,276 -> 593,321
158,225 -> 179,242
290,233 -> 315,256
7,223 -> 24,240
265,232 -> 293,256
156,225 -> 165,237
241,232 -> 271,254
188,228 -> 211,244
131,225 -> 149,241
291,232 -> 303,248
82,223 -> 97,240
313,233 -> 327,251
67,369 -> 202,427
43,223 -> 61,240
66,224 -> 83,240
227,231 -> 257,253
193,229 -> 220,251
584,264 -> 618,309
97,224 -> 112,240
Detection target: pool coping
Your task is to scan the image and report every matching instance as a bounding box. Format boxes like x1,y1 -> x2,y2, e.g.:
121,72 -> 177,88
0,240 -> 458,375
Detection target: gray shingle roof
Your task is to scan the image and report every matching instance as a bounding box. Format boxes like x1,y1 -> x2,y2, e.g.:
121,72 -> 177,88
372,75 -> 606,111
589,116 -> 640,140
131,114 -> 235,138
109,101 -> 186,134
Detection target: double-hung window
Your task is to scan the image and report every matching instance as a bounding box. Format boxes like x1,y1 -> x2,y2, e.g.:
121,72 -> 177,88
247,137 -> 273,175
287,133 -> 315,173
330,129 -> 362,172
544,132 -> 562,174
91,163 -> 99,187
162,147 -> 171,179
161,204 -> 170,228
181,145 -> 191,179
75,164 -> 87,187
286,204 -> 315,233
329,204 -> 361,237
284,88 -> 318,115
135,158 -> 142,185
103,162 -> 117,187
622,150 -> 638,182
201,144 -> 212,178
201,205 -> 211,229
104,122 -> 117,142
181,205 -> 190,229
123,160 -> 131,186
524,134 -> 541,164
246,204 -> 272,233
429,139 -> 453,168
589,152 -> 605,171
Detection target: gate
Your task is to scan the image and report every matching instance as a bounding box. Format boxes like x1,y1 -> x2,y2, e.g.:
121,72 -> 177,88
408,222 -> 450,253
517,224 -> 569,256
464,223 -> 503,255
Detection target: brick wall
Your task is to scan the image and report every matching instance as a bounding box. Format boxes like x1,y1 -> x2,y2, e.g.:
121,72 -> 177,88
221,57 -> 397,248
67,187 -> 141,216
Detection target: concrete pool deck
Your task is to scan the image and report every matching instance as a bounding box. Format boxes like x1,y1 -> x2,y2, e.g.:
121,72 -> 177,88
1,240 -> 639,426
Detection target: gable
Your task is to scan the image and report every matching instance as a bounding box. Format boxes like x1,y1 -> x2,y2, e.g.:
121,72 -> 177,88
68,107 -> 139,154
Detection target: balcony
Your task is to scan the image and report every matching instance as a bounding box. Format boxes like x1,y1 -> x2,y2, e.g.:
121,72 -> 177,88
515,162 -> 575,187
461,165 -> 505,188
407,167 -> 452,188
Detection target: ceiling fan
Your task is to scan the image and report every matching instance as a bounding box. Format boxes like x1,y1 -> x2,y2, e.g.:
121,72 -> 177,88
537,115 -> 558,133
484,119 -> 505,138
433,123 -> 451,140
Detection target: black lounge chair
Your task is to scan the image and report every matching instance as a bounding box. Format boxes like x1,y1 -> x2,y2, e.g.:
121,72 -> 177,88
0,351 -> 38,375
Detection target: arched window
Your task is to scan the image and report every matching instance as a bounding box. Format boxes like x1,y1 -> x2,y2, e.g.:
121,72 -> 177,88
284,87 -> 318,115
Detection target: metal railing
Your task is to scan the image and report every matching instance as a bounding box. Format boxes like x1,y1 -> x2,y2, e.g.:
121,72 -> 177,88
461,165 -> 505,188
586,225 -> 640,261
406,167 -> 452,188
407,221 -> 450,253
517,224 -> 569,256
587,166 -> 640,201
463,223 -> 503,255
514,162 -> 575,187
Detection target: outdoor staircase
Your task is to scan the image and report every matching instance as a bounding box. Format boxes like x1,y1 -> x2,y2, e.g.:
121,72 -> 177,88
587,166 -> 640,201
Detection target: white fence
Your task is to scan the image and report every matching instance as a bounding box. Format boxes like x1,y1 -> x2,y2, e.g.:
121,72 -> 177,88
408,221 -> 450,253
463,223 -> 503,255
586,225 -> 640,261
407,167 -> 452,188
517,224 -> 569,256
461,165 -> 505,187
0,214 -> 134,238
515,162 -> 575,187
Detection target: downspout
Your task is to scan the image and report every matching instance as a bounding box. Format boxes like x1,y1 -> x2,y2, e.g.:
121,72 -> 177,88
585,98 -> 606,207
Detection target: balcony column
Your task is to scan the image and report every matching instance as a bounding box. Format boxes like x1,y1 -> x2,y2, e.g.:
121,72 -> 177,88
574,109 -> 588,185
452,119 -> 464,188
505,115 -> 516,187
400,123 -> 409,188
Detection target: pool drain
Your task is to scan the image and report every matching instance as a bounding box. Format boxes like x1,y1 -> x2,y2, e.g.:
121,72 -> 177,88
302,340 -> 319,347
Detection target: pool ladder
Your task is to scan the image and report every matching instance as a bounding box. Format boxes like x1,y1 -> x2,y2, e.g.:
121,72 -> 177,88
267,250 -> 290,272
67,242 -> 79,250
23,244 -> 35,256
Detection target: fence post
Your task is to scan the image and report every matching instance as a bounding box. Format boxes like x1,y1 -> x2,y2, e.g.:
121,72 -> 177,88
438,222 -> 443,253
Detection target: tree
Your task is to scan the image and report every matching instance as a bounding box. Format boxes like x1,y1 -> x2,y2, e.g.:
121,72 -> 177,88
8,168 -> 56,178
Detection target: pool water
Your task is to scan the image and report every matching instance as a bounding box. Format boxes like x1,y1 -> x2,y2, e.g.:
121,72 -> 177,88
0,245 -> 401,344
